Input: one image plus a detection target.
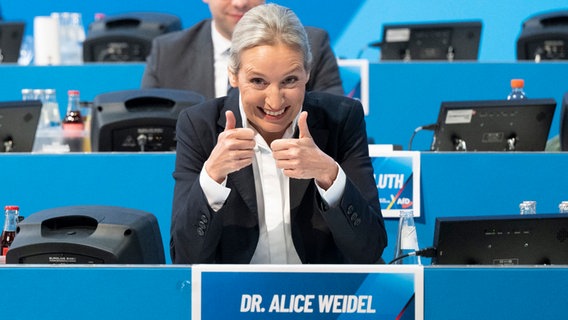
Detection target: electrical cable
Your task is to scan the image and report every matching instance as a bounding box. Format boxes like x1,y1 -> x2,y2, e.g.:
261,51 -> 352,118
356,41 -> 382,59
408,123 -> 438,151
388,246 -> 437,265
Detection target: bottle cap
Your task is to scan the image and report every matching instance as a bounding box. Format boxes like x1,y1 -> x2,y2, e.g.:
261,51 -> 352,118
4,205 -> 19,211
511,79 -> 524,88
68,90 -> 80,96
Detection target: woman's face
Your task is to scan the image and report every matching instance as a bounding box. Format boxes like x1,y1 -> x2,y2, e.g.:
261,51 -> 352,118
229,43 -> 309,143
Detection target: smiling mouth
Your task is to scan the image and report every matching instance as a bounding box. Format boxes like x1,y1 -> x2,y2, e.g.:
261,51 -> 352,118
262,107 -> 287,117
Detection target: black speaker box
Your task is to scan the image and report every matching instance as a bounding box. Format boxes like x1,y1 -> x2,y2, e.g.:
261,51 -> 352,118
517,10 -> 568,60
6,205 -> 165,264
90,88 -> 204,152
83,12 -> 181,62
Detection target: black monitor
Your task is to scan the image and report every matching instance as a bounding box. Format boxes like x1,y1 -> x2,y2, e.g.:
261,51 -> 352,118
0,100 -> 42,152
560,92 -> 568,151
430,98 -> 556,152
432,214 -> 568,265
379,20 -> 482,61
0,21 -> 25,63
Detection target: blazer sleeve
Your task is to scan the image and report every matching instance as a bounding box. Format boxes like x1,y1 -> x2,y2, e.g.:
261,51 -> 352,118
170,103 -> 225,264
141,37 -> 161,88
316,96 -> 387,263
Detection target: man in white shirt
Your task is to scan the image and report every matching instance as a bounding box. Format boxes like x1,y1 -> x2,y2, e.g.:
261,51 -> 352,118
141,0 -> 344,100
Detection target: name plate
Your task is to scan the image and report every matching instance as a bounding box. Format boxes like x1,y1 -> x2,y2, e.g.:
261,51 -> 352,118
192,264 -> 423,319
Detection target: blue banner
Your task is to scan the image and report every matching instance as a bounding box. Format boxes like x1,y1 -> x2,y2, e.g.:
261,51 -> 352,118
368,149 -> 421,218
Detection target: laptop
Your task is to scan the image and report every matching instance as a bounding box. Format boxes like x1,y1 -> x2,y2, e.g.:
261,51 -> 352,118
0,100 -> 42,152
432,214 -> 568,265
430,98 -> 557,151
0,21 -> 25,63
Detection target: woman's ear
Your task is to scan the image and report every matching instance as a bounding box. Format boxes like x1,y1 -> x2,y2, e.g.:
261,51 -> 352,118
228,69 -> 238,88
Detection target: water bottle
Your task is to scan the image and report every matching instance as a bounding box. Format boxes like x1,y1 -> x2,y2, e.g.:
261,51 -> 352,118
43,89 -> 62,127
52,12 -> 85,65
69,13 -> 86,64
393,210 -> 421,264
507,79 -> 527,100
21,88 -> 34,101
519,200 -> 536,215
33,89 -> 64,152
559,201 -> 568,214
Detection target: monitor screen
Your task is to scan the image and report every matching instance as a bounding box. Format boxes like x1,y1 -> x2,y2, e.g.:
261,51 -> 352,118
379,20 -> 482,61
430,98 -> 556,152
0,21 -> 25,63
432,214 -> 568,265
0,100 -> 42,152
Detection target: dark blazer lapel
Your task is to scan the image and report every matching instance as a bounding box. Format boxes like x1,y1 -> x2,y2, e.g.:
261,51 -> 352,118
219,90 -> 258,214
290,101 -> 330,212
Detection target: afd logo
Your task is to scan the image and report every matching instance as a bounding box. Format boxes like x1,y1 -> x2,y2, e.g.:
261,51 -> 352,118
375,174 -> 404,189
379,195 -> 412,207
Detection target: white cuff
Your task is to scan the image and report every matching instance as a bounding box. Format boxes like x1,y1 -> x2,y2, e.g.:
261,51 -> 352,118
316,163 -> 346,208
199,162 -> 231,212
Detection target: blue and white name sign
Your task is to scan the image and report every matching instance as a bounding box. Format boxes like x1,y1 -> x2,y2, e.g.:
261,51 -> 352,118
191,264 -> 423,320
369,147 -> 421,218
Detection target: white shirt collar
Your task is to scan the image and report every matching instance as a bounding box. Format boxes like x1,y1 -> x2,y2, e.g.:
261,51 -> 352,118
211,21 -> 231,58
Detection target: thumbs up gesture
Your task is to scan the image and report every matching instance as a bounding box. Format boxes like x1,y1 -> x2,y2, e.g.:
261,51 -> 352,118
206,110 -> 255,183
271,111 -> 338,190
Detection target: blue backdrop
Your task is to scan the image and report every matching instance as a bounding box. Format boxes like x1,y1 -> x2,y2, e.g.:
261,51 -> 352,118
3,0 -> 567,61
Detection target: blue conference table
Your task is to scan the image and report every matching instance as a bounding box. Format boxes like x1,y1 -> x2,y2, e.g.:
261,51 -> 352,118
1,264 -> 567,320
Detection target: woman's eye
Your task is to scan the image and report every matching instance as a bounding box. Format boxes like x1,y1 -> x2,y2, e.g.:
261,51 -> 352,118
282,76 -> 298,86
251,78 -> 267,87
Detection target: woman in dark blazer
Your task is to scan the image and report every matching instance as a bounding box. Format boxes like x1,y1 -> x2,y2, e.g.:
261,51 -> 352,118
170,4 -> 386,265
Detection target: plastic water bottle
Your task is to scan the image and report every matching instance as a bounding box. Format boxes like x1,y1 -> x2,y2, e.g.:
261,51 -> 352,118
69,13 -> 86,64
43,89 -> 62,127
559,201 -> 568,214
33,89 -> 64,152
507,79 -> 527,100
519,200 -> 536,215
52,12 -> 85,65
393,210 -> 421,264
21,88 -> 35,101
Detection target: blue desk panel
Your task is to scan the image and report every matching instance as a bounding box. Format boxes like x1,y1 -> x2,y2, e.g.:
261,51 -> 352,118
1,265 -> 567,320
366,62 -> 568,151
0,153 -> 176,263
0,152 -> 567,266
424,266 -> 568,319
2,62 -> 568,153
0,265 -> 191,319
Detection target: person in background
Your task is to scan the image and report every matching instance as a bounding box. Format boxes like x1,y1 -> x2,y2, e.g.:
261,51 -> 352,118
141,0 -> 344,100
170,3 -> 386,264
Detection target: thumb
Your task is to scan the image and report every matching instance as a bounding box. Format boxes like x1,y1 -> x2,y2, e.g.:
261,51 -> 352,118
224,110 -> 236,131
298,111 -> 312,139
